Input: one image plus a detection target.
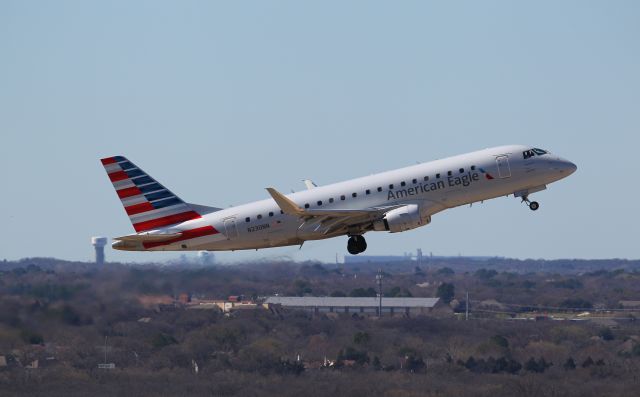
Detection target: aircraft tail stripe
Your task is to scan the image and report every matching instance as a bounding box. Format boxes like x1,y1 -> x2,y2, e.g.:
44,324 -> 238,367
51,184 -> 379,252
138,183 -> 163,194
143,225 -> 218,249
108,170 -> 129,182
117,186 -> 143,199
121,195 -> 147,208
131,175 -> 153,186
144,189 -> 172,202
103,163 -> 121,173
125,202 -> 155,216
125,168 -> 145,178
150,197 -> 182,209
128,204 -> 191,223
133,211 -> 201,232
101,157 -> 118,165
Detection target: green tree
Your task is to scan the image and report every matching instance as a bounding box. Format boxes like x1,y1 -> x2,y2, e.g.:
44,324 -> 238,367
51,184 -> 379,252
598,327 -> 614,341
563,357 -> 576,370
353,331 -> 370,345
349,287 -> 377,297
436,282 -> 455,304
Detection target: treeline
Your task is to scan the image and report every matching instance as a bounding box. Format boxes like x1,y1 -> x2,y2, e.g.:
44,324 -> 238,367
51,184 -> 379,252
1,259 -> 640,396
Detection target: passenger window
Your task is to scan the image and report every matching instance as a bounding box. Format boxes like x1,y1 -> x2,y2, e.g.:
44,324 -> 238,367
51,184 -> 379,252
352,192 -> 357,198
447,171 -> 452,176
341,195 -> 346,200
366,189 -> 371,195
471,165 -> 476,171
389,184 -> 394,189
304,203 -> 310,209
329,198 -> 334,203
317,201 -> 322,206
436,173 -> 441,179
412,178 -> 417,184
245,217 -> 250,222
269,212 -> 274,217
424,176 -> 429,181
280,210 -> 284,214
459,168 -> 464,174
377,187 -> 382,192
257,214 -> 262,219
401,181 -> 406,187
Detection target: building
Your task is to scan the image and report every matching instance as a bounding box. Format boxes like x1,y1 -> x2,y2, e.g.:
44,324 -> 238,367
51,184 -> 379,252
186,296 -> 258,313
264,296 -> 442,316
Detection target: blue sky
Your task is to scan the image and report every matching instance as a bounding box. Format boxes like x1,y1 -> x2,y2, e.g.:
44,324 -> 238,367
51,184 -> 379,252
1,1 -> 638,263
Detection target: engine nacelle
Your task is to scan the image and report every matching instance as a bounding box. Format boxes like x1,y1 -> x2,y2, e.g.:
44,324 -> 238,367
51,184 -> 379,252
373,204 -> 430,233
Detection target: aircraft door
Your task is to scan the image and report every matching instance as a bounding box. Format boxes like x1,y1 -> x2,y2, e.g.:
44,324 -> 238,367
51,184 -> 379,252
223,218 -> 238,240
496,155 -> 511,178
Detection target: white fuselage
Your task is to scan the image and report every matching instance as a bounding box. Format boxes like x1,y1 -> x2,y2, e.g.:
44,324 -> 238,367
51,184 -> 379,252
120,145 -> 576,252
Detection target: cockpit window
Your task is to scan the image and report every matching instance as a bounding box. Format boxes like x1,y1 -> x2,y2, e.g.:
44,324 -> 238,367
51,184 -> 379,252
523,148 -> 548,159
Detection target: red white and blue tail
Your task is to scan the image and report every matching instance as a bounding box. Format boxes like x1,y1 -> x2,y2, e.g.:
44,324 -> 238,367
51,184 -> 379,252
100,156 -> 202,233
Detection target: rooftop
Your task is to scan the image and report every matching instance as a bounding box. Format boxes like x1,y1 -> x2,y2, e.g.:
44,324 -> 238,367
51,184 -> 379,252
265,296 -> 440,308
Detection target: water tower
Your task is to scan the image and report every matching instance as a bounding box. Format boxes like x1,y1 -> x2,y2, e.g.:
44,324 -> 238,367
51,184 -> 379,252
91,237 -> 108,265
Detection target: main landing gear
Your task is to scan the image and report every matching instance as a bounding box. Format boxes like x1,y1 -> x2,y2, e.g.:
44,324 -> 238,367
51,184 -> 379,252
522,196 -> 540,211
347,235 -> 367,255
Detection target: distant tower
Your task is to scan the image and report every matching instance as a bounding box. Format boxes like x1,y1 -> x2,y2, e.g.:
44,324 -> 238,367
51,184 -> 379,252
91,237 -> 108,265
417,248 -> 423,265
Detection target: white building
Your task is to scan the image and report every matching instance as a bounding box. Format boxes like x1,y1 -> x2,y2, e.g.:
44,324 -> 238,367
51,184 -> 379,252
264,296 -> 442,316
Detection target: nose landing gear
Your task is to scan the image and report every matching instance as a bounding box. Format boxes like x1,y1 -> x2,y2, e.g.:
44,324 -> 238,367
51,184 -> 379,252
347,235 -> 367,255
522,196 -> 540,211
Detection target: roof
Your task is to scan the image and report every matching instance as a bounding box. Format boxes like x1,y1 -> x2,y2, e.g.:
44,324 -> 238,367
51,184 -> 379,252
619,300 -> 640,307
265,296 -> 440,308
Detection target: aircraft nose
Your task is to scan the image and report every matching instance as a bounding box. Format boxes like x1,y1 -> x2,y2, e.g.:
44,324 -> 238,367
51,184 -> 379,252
550,158 -> 577,175
565,160 -> 577,175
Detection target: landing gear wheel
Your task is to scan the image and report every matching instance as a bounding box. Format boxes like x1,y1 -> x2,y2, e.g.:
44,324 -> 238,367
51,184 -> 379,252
529,201 -> 539,211
347,235 -> 367,255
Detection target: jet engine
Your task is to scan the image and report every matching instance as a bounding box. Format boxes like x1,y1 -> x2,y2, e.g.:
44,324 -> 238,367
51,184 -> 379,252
373,204 -> 430,233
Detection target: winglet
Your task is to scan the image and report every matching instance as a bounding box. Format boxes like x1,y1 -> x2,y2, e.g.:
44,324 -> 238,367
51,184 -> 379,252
265,188 -> 304,215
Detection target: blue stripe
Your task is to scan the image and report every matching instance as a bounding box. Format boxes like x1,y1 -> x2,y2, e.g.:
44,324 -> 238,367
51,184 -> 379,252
138,182 -> 163,193
152,197 -> 182,209
125,168 -> 145,178
145,190 -> 173,202
132,175 -> 153,185
113,156 -> 126,162
119,161 -> 136,170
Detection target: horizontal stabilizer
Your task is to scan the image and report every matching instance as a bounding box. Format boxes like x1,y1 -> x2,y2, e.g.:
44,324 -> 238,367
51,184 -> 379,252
114,232 -> 183,242
188,203 -> 223,215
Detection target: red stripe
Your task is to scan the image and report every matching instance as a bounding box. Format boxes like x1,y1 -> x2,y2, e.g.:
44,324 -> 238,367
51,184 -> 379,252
117,186 -> 142,199
133,211 -> 201,232
143,225 -> 219,249
125,202 -> 155,216
108,170 -> 129,182
101,157 -> 117,165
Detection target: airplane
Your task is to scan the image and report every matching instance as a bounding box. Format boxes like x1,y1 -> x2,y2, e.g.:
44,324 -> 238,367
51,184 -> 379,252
101,145 -> 576,255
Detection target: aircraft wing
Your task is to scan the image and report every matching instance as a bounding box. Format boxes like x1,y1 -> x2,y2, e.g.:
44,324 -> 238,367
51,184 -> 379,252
265,187 -> 403,235
266,188 -> 401,217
